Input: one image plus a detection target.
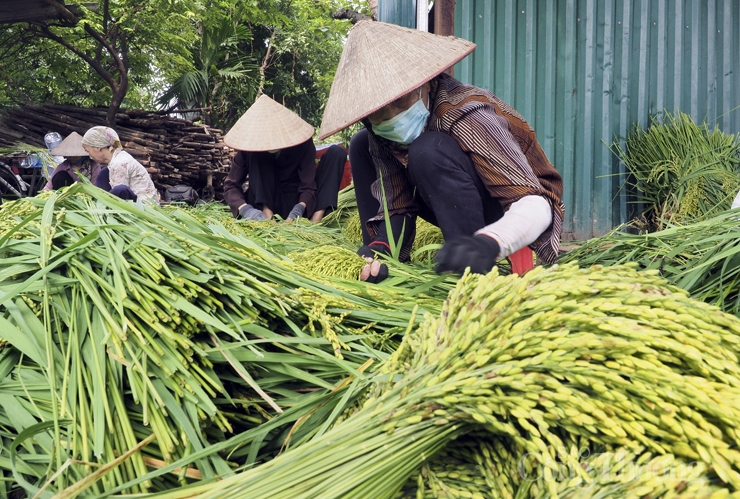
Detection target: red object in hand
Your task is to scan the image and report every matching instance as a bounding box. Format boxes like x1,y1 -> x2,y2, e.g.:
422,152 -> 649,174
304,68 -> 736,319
508,246 -> 534,275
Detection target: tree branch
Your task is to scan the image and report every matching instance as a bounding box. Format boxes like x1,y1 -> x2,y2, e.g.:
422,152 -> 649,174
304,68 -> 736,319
256,29 -> 275,99
119,30 -> 129,70
332,9 -> 373,24
0,28 -> 35,61
83,23 -> 127,91
34,21 -> 130,125
82,23 -> 129,125
43,0 -> 79,25
35,25 -> 117,90
96,0 -> 110,61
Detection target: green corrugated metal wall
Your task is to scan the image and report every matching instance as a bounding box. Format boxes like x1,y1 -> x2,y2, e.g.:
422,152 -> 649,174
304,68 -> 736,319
453,0 -> 740,239
378,0 -> 417,28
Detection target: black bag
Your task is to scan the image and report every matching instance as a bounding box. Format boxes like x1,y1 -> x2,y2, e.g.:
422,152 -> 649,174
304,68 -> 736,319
164,185 -> 199,205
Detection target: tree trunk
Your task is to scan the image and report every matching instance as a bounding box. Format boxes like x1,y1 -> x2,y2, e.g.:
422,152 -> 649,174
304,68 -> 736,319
38,0 -> 129,127
105,30 -> 129,126
256,30 -> 275,98
367,0 -> 378,20
107,82 -> 126,127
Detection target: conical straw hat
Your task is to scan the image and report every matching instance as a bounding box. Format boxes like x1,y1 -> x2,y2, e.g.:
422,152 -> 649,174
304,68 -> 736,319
223,94 -> 315,151
318,21 -> 476,140
50,131 -> 88,157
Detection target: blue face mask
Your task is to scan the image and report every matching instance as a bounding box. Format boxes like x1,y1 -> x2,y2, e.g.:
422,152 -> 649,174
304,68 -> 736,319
372,94 -> 430,145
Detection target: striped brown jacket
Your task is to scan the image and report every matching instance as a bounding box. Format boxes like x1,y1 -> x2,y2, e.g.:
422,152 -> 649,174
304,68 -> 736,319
366,73 -> 564,264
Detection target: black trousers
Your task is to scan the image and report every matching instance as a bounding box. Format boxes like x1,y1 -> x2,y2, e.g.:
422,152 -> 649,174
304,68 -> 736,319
247,145 -> 345,219
52,171 -> 75,190
315,145 -> 347,213
95,167 -> 138,201
350,129 -> 503,245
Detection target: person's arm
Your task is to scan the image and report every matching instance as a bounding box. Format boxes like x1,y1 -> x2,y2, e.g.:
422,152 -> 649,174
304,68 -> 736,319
44,161 -> 70,190
475,196 -> 552,258
440,101 -> 564,263
436,195 -> 551,275
107,158 -> 129,189
223,152 -> 249,218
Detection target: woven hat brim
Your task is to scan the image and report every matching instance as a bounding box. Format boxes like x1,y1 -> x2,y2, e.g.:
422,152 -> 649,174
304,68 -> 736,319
318,21 -> 476,140
50,131 -> 88,157
224,95 -> 315,151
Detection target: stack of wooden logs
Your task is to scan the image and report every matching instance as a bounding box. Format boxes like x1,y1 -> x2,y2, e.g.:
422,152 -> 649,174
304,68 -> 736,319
0,104 -> 233,199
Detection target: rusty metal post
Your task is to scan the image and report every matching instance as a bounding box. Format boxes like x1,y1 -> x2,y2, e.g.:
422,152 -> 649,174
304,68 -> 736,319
433,0 -> 456,76
434,0 -> 456,36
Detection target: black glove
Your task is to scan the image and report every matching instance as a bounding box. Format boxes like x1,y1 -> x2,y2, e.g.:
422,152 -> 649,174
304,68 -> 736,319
435,235 -> 501,275
239,204 -> 268,221
357,243 -> 390,284
357,242 -> 391,259
364,263 -> 388,283
287,203 -> 305,220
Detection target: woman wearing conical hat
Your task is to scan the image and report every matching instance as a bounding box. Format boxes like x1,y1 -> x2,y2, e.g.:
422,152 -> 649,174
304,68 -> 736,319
222,95 -> 346,223
44,131 -> 101,190
319,21 -> 564,283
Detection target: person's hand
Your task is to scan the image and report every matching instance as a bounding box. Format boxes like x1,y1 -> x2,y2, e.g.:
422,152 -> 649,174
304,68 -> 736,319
239,204 -> 268,221
286,203 -> 306,221
357,244 -> 390,259
357,244 -> 389,283
435,235 -> 501,275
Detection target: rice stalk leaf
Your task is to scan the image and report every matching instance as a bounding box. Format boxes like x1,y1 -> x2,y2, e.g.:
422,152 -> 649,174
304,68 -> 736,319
10,419 -> 71,499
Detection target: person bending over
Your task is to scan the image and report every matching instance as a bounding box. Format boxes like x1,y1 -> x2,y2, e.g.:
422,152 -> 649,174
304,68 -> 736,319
318,21 -> 564,283
223,95 -> 345,223
82,126 -> 159,205
44,131 -> 101,190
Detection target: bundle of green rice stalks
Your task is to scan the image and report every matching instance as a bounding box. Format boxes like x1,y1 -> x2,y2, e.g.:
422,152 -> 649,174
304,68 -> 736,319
559,209 -> 740,317
612,110 -> 740,231
341,210 -> 363,246
320,183 -> 358,228
288,245 -> 367,280
0,184 -> 434,496
173,203 -> 343,256
411,218 -> 443,265
110,262 -> 740,499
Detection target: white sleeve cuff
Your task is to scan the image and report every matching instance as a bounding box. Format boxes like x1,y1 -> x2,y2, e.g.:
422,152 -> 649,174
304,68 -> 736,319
475,195 -> 553,259
732,189 -> 740,210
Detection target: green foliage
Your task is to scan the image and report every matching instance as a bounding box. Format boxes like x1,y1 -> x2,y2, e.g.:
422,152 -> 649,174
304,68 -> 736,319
260,0 -> 352,127
157,17 -> 259,126
0,1 -> 199,111
320,121 -> 364,148
173,0 -> 361,130
0,0 -> 365,127
559,209 -> 740,317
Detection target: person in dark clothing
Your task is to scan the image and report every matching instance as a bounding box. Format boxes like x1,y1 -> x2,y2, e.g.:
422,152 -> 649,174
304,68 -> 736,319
45,131 -> 101,191
223,94 -> 345,223
224,141 -> 346,222
318,21 -> 564,283
93,166 -> 138,201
